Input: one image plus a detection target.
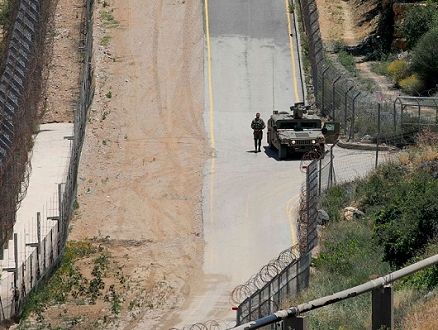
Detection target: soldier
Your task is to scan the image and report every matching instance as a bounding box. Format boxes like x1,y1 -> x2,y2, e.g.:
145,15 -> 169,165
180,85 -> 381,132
251,112 -> 265,153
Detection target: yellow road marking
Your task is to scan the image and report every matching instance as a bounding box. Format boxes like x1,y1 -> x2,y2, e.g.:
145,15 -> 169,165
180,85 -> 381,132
286,193 -> 300,252
205,0 -> 215,225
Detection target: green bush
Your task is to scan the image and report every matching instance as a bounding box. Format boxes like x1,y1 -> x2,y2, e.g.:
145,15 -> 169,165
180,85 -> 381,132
356,163 -> 407,209
332,39 -> 346,53
399,73 -> 423,95
338,50 -> 356,72
313,220 -> 389,282
371,60 -> 390,76
319,184 -> 355,222
372,169 -> 438,268
410,27 -> 438,90
387,59 -> 409,86
399,2 -> 438,50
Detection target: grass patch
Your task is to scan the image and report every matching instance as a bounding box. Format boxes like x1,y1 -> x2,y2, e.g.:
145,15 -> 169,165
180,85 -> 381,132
20,240 -> 122,328
338,50 -> 356,72
101,35 -> 111,46
101,10 -> 119,28
371,60 -> 390,76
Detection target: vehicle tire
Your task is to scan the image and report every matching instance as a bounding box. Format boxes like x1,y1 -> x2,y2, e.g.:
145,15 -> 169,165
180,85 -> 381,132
278,144 -> 287,160
268,135 -> 274,149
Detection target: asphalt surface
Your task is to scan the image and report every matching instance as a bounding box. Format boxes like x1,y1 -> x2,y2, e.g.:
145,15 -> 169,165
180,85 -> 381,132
169,1 -> 306,327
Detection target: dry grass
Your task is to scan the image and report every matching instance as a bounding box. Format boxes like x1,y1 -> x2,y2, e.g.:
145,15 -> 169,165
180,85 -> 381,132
397,129 -> 438,167
401,294 -> 438,330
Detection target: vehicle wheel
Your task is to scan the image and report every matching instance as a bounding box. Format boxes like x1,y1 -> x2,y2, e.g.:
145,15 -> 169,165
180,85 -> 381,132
278,144 -> 287,160
268,136 -> 274,149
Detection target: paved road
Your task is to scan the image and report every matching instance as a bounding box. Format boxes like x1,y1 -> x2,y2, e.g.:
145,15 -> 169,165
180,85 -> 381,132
168,0 -> 305,328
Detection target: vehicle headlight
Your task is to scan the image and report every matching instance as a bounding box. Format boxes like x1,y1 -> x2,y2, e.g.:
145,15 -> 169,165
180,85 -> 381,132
311,139 -> 316,144
291,140 -> 296,145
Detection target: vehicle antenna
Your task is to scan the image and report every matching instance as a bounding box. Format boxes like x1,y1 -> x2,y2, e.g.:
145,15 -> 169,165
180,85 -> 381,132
272,50 -> 275,111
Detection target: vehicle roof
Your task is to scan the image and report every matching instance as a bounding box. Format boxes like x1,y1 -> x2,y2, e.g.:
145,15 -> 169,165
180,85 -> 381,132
270,111 -> 321,122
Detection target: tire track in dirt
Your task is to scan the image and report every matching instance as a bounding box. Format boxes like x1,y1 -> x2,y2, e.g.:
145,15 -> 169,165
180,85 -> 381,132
29,0 -> 207,328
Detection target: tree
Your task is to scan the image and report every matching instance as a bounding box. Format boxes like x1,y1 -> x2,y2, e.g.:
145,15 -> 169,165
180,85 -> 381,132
410,27 -> 438,89
399,2 -> 438,50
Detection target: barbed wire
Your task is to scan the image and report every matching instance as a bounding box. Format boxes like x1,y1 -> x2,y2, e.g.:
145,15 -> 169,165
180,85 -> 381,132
230,245 -> 299,305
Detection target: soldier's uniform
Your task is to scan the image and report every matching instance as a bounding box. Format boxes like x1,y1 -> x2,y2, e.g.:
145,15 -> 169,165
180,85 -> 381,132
251,114 -> 265,153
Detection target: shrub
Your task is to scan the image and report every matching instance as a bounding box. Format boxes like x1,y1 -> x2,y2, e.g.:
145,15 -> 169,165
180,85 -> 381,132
399,2 -> 438,50
399,73 -> 423,95
387,59 -> 409,86
410,27 -> 438,90
332,39 -> 346,53
319,184 -> 355,222
373,170 -> 438,268
338,50 -> 356,72
371,60 -> 390,76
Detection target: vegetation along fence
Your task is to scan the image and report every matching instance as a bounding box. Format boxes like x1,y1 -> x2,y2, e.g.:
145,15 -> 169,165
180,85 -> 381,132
296,0 -> 438,145
234,137 -> 394,329
0,0 -> 94,321
233,254 -> 438,330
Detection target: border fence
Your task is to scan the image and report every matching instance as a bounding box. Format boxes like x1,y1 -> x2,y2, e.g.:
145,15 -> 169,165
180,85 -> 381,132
297,0 -> 438,144
0,0 -> 55,254
234,141 -> 386,328
0,0 -> 437,327
0,0 -> 94,321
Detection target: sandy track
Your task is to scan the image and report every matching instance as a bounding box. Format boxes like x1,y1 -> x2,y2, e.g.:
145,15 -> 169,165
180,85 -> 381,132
34,0 -> 210,329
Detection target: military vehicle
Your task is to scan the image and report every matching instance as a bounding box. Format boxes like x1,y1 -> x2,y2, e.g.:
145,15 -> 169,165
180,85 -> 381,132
267,102 -> 326,160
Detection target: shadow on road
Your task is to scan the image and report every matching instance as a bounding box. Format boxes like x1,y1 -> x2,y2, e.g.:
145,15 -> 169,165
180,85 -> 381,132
247,147 -> 304,161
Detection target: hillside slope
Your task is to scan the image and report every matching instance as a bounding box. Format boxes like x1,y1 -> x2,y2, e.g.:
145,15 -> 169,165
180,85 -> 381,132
316,0 -> 438,328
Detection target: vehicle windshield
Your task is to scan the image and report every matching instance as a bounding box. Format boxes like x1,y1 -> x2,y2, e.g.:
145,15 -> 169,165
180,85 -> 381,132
277,121 -> 297,130
301,122 -> 320,130
277,121 -> 320,130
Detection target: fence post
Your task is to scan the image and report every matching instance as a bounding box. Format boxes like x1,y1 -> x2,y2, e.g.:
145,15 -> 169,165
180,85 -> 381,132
376,102 -> 381,168
348,92 -> 361,141
332,76 -> 341,121
13,233 -> 19,316
344,85 -> 354,136
37,212 -> 41,279
321,67 -> 329,115
372,285 -> 393,330
283,316 -> 307,330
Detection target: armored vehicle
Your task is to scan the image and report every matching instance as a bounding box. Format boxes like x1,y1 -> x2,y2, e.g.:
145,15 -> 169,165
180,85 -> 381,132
267,102 -> 326,160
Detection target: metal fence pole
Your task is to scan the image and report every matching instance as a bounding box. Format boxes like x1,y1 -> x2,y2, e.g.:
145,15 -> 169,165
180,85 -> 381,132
376,102 -> 381,168
344,85 -> 354,135
349,92 -> 361,141
332,76 -> 341,121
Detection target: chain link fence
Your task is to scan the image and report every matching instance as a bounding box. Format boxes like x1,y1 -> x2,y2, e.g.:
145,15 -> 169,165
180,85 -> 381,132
297,0 -> 438,145
0,0 -> 433,327
0,0 -> 56,254
0,0 -> 94,321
